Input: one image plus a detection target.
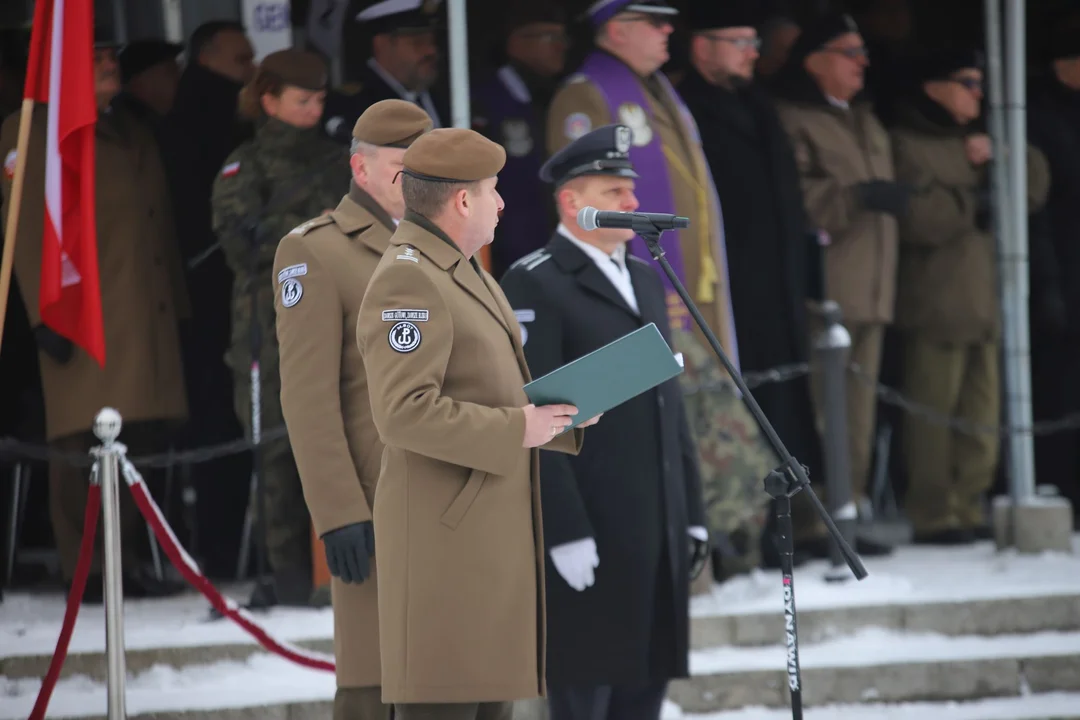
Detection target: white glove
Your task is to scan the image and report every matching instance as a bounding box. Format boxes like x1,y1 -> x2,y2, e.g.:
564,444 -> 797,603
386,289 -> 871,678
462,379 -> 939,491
549,537 -> 599,592
688,526 -> 708,542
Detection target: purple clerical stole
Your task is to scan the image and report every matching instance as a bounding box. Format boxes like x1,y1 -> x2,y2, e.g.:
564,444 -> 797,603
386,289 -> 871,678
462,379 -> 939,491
576,52 -> 740,371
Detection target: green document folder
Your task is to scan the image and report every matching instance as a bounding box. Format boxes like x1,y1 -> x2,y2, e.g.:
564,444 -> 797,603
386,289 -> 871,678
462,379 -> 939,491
523,323 -> 684,431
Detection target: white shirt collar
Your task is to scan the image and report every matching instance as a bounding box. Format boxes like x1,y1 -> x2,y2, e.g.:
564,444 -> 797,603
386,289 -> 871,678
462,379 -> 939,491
557,222 -> 627,268
827,95 -> 850,110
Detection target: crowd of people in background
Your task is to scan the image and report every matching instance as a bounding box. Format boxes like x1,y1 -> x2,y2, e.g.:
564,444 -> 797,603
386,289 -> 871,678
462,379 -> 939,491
0,0 -> 1079,608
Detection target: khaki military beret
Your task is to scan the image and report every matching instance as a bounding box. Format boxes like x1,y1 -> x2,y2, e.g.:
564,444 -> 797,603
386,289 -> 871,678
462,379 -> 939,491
257,48 -> 328,91
352,100 -> 433,148
402,128 -> 506,182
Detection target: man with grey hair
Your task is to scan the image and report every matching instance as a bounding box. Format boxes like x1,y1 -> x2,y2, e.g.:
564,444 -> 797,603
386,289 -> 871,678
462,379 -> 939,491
273,99 -> 434,720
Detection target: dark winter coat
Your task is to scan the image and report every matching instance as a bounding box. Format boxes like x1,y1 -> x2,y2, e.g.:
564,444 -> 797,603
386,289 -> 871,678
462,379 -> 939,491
500,232 -> 706,687
678,68 -> 823,476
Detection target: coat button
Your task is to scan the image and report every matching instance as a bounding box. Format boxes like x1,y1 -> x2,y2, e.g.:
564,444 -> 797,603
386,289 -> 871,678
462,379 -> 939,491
148,208 -> 155,218
658,395 -> 665,409
159,302 -> 167,312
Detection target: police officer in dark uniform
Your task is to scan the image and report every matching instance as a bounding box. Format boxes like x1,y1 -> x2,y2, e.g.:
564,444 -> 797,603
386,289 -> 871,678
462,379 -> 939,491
321,0 -> 449,143
499,125 -> 709,720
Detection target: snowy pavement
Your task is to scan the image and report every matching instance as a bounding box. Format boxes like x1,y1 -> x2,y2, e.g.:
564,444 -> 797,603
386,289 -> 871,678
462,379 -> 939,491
691,535 -> 1080,617
1,538 -> 1078,718
1,655 -> 1078,720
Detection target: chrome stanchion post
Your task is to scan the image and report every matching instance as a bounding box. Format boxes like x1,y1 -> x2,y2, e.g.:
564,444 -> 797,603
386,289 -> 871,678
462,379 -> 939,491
814,301 -> 856,582
94,407 -> 127,720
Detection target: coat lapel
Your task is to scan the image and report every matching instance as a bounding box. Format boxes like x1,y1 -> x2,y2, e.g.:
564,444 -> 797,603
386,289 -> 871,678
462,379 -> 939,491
550,234 -> 640,320
453,261 -> 513,336
483,270 -> 533,381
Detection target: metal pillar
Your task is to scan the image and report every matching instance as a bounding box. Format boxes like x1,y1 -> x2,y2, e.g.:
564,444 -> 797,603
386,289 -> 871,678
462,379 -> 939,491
993,0 -> 1036,500
814,301 -> 856,582
446,0 -> 471,128
95,408 -> 128,720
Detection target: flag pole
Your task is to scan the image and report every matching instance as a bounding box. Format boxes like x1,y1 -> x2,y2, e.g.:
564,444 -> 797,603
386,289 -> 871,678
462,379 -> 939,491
0,98 -> 36,356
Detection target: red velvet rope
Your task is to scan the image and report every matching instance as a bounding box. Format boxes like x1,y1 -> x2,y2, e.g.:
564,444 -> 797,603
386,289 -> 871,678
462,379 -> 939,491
125,471 -> 336,672
29,483 -> 101,720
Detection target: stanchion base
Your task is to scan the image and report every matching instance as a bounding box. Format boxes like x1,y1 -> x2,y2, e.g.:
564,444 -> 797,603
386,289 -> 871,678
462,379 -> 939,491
992,493 -> 1074,554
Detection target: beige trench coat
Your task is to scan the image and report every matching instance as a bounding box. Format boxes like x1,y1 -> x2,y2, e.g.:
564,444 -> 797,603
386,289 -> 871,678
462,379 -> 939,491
0,105 -> 189,440
356,213 -> 584,703
273,185 -> 395,689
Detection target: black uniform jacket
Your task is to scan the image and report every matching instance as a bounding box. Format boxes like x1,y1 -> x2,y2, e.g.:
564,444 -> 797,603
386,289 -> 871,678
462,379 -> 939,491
500,230 -> 705,687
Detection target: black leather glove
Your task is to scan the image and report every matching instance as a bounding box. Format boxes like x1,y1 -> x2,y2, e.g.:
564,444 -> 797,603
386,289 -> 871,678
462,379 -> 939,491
33,324 -> 75,364
855,180 -> 913,217
689,536 -> 710,581
322,521 -> 375,584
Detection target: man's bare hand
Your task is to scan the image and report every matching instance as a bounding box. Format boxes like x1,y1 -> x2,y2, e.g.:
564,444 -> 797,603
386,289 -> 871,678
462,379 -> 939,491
965,134 -> 992,166
522,403 -> 578,448
578,413 -> 602,428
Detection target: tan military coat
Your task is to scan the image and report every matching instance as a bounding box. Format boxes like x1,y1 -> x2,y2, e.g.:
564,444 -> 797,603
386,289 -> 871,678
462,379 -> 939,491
0,106 -> 189,440
273,184 -> 394,689
545,60 -> 737,365
890,102 -> 1051,343
356,213 -> 584,703
774,95 -> 899,325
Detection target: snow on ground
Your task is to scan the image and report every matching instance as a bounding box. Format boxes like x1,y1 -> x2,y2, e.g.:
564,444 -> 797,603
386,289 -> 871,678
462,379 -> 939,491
692,536 -> 1080,617
1,656 -> 1077,720
665,694 -> 1080,720
691,627 -> 1080,673
0,654 -> 336,719
0,585 -> 334,658
2,538 -> 1079,659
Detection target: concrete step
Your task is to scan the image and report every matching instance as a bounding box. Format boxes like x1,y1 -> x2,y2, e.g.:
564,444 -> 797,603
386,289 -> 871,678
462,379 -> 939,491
689,591 -> 1080,649
4,592 -> 1078,683
671,628 -> 1080,713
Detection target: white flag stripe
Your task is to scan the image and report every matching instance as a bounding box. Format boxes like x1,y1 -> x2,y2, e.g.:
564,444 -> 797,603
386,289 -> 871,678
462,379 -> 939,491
45,0 -> 82,290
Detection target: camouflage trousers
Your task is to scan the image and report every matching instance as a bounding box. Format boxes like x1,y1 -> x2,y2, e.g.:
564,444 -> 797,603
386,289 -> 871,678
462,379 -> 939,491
233,366 -> 312,579
673,331 -> 778,578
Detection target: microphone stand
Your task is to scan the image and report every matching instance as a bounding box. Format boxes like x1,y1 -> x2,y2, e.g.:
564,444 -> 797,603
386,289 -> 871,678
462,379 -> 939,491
637,220 -> 868,720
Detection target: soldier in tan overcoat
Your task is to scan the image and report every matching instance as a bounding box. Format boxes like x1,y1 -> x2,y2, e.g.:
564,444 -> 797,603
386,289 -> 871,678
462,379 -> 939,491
890,50 -> 1050,543
0,35 -> 189,601
355,127 -> 599,720
772,13 -> 908,557
546,0 -> 775,581
273,100 -> 434,720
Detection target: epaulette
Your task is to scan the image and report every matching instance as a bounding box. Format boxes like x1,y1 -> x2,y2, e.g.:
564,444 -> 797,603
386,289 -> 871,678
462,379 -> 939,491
288,215 -> 335,236
564,73 -> 587,86
508,249 -> 551,272
628,255 -> 652,266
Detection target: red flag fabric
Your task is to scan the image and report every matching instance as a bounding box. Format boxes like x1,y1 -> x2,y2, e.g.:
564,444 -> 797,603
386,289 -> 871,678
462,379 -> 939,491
23,0 -> 105,366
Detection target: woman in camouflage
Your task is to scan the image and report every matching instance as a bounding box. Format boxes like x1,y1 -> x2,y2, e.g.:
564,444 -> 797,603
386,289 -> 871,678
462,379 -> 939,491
211,48 -> 347,605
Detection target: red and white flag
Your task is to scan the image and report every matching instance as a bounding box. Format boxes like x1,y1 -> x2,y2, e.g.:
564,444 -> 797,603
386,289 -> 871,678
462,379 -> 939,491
23,0 -> 105,366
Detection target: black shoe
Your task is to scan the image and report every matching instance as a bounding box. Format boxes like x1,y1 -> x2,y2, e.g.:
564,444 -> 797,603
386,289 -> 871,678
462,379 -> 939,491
913,528 -> 976,546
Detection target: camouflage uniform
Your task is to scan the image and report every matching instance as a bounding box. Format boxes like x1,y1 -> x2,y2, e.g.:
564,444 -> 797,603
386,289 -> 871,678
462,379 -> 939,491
674,330 -> 777,579
211,117 -> 348,592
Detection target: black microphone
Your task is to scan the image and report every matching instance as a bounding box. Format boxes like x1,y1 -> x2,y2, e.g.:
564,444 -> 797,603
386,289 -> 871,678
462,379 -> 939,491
577,206 -> 690,233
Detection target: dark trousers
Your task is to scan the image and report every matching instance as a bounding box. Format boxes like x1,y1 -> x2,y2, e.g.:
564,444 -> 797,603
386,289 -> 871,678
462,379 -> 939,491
333,687 -> 391,720
393,702 -> 513,720
547,681 -> 669,720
